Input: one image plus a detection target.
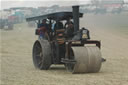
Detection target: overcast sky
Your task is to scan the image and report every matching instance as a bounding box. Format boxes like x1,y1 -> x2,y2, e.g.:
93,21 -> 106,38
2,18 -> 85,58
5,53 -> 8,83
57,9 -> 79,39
1,0 -> 128,10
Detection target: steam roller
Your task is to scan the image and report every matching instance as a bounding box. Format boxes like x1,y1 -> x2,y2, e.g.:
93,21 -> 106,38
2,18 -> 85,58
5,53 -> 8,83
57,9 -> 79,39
26,5 -> 106,74
65,46 -> 102,73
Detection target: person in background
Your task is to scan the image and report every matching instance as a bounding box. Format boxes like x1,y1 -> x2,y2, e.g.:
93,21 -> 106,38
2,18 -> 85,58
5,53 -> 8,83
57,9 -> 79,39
54,20 -> 63,30
38,19 -> 48,39
64,17 -> 73,29
64,17 -> 74,38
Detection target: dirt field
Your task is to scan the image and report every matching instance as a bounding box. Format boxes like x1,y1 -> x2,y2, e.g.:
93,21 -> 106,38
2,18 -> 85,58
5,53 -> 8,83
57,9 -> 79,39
1,14 -> 128,85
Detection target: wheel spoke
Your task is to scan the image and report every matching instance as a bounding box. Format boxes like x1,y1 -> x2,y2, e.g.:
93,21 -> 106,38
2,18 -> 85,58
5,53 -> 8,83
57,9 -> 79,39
36,45 -> 41,50
36,56 -> 42,61
36,50 -> 41,55
38,60 -> 42,66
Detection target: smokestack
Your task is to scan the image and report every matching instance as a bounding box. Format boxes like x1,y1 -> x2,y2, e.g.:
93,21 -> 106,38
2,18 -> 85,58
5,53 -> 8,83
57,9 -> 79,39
72,6 -> 79,32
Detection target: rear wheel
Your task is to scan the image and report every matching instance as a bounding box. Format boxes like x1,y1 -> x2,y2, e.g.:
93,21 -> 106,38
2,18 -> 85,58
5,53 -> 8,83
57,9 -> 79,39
33,40 -> 51,70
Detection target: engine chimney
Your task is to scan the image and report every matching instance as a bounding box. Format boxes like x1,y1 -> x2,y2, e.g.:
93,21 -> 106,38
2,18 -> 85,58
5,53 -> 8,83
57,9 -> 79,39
72,6 -> 79,32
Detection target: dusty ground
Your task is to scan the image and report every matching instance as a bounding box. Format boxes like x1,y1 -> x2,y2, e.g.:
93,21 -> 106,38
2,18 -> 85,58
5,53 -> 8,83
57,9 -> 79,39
1,14 -> 128,85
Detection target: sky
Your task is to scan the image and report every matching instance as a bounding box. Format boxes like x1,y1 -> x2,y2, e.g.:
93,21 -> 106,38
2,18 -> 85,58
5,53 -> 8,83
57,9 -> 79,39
0,0 -> 128,10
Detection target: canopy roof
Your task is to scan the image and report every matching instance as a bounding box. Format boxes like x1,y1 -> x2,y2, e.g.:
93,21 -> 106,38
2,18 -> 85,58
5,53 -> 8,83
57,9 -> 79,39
26,12 -> 83,21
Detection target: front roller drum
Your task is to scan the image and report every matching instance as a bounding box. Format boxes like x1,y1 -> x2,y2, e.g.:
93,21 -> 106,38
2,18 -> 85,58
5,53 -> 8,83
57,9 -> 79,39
66,46 -> 102,73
